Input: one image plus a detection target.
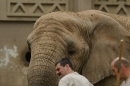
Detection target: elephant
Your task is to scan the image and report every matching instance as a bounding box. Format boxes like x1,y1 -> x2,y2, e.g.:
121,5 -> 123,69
27,10 -> 130,86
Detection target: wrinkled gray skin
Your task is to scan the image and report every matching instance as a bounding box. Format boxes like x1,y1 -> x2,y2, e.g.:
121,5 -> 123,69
27,10 -> 130,86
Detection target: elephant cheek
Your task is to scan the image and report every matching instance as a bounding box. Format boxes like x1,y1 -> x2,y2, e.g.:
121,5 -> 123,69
27,46 -> 64,86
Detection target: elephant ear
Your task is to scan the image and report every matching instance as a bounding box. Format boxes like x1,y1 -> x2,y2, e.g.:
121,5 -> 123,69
82,14 -> 130,84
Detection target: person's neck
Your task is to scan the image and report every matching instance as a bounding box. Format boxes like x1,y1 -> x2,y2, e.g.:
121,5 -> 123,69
67,69 -> 74,74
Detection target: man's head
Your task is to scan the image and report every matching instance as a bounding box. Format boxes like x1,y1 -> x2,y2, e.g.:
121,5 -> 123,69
55,57 -> 74,79
111,57 -> 130,80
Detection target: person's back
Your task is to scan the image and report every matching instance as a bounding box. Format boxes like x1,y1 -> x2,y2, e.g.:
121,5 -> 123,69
59,72 -> 93,86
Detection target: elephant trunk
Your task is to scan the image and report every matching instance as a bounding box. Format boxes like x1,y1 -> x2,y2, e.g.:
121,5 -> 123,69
28,42 -> 65,86
27,20 -> 71,86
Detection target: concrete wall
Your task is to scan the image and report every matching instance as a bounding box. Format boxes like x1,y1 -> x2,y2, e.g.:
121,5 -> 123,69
0,21 -> 34,86
0,0 -> 130,86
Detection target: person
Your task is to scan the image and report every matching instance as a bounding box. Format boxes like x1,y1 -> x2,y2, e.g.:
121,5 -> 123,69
55,57 -> 93,86
111,57 -> 130,86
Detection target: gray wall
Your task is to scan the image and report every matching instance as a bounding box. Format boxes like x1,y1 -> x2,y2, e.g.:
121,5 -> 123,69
0,21 -> 33,86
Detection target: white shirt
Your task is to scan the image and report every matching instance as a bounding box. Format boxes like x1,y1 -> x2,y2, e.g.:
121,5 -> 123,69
120,77 -> 130,86
58,72 -> 93,86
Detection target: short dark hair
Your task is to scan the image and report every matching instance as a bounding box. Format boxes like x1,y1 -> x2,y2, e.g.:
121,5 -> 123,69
55,57 -> 74,70
114,58 -> 130,68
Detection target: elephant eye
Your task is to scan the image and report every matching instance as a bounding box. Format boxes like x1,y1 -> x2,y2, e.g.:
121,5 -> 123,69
68,49 -> 76,56
67,41 -> 76,56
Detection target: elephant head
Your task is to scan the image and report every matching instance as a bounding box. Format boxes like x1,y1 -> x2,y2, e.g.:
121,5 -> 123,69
27,10 -> 130,86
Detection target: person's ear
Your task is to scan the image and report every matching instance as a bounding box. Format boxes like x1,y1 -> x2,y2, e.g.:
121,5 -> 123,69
65,64 -> 70,69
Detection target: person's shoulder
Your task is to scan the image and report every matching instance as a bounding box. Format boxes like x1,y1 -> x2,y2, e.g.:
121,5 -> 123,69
61,72 -> 87,80
60,74 -> 71,81
59,74 -> 71,84
60,72 -> 76,81
68,72 -> 89,80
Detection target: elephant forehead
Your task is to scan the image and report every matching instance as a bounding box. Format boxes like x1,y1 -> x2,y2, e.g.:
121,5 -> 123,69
34,12 -> 82,27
